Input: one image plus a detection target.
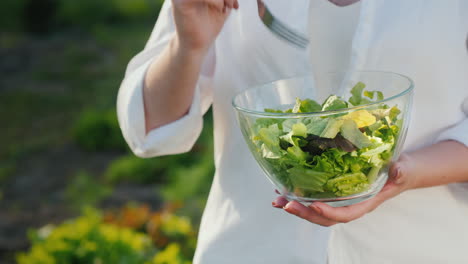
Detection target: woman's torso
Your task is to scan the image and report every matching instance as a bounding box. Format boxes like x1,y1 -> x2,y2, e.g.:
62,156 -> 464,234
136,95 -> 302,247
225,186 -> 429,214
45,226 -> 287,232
194,1 -> 468,263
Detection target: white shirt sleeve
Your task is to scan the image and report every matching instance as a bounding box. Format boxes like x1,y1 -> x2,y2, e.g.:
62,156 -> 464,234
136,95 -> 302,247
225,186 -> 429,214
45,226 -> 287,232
435,97 -> 468,147
117,1 -> 214,158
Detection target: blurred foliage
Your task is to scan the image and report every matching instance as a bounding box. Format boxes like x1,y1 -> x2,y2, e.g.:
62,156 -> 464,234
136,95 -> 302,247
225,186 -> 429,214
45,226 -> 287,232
16,209 -> 156,264
104,151 -> 208,185
72,110 -> 127,152
161,153 -> 214,204
17,204 -> 196,264
0,0 -> 164,34
150,243 -> 191,264
105,155 -> 167,184
104,203 -> 196,261
1,0 -> 216,262
65,171 -> 113,210
0,162 -> 15,185
0,0 -> 27,32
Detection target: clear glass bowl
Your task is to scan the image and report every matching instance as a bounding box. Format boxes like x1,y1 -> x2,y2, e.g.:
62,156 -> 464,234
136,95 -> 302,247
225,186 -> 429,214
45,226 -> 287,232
232,71 -> 414,206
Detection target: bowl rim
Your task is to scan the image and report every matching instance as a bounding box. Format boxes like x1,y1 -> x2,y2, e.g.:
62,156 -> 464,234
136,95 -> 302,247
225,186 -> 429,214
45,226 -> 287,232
231,70 -> 414,118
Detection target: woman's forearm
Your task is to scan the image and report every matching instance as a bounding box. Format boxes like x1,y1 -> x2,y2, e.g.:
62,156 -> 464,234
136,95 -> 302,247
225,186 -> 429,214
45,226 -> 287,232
405,140 -> 468,189
143,34 -> 207,133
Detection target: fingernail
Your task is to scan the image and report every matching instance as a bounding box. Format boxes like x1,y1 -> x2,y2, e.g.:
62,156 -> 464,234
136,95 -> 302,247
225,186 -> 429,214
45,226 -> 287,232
393,166 -> 403,184
272,201 -> 282,208
273,197 -> 288,208
310,204 -> 322,215
284,202 -> 298,214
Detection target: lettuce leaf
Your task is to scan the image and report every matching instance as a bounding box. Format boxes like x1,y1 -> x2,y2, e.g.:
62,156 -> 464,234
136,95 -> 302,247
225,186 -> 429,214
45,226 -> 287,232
322,95 -> 348,111
288,166 -> 332,193
300,99 -> 322,112
305,117 -> 329,136
324,172 -> 369,196
340,119 -> 372,148
252,82 -> 402,198
349,82 -> 366,106
320,119 -> 344,138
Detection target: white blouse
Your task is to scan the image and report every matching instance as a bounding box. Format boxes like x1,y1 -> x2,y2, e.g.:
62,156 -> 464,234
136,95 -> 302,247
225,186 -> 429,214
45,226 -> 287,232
117,0 -> 468,263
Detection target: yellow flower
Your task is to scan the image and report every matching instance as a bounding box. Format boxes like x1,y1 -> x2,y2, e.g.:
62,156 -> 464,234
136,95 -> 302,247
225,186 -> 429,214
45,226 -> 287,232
161,215 -> 193,236
152,243 -> 186,264
17,245 -> 56,264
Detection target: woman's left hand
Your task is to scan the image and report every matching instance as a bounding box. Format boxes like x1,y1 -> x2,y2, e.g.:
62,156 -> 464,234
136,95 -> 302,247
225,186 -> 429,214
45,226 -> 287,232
272,140 -> 468,226
272,153 -> 416,226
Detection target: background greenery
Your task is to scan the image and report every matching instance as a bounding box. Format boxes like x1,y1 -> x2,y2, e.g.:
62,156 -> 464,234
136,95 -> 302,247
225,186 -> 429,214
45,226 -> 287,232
0,0 -> 215,263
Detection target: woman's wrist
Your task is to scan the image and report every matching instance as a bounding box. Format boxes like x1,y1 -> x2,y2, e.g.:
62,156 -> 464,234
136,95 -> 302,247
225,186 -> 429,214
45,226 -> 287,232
171,34 -> 210,64
398,140 -> 468,190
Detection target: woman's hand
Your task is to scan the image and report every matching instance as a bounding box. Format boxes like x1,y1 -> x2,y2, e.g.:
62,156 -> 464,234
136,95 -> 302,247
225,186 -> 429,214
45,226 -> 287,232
173,0 -> 239,55
142,0 -> 239,133
272,140 -> 468,226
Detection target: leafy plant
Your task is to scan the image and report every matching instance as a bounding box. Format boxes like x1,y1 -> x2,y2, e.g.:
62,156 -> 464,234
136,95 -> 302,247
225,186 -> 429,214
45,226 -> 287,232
0,0 -> 28,32
149,243 -> 191,264
65,170 -> 113,210
104,203 -> 197,262
17,205 -> 197,264
16,209 -> 156,264
161,154 -> 214,203
105,155 -> 165,184
103,154 -> 192,185
72,110 -> 127,152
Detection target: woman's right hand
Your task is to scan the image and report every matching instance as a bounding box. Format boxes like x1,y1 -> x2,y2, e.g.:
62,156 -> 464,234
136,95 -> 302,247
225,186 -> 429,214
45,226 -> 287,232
172,0 -> 239,55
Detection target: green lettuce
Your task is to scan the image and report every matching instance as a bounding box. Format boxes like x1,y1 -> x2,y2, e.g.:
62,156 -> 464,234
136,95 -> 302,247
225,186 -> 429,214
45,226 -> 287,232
250,82 -> 403,198
322,95 -> 348,111
340,119 -> 372,149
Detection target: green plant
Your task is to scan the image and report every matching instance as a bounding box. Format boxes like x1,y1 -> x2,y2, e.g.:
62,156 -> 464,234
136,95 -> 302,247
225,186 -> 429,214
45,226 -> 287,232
105,155 -> 166,184
113,0 -> 162,20
72,110 -> 127,152
105,203 -> 197,262
104,149 -> 202,184
65,171 -> 113,210
56,0 -> 119,29
56,0 -> 164,31
0,0 -> 27,32
16,209 -> 156,264
0,161 -> 15,184
149,243 -> 191,264
161,154 -> 214,203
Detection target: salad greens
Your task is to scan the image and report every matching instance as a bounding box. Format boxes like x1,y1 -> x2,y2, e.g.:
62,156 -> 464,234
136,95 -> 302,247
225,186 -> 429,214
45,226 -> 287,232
251,82 -> 402,198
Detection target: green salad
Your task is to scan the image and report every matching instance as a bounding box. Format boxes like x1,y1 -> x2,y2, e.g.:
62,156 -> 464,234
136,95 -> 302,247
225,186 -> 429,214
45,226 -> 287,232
251,82 -> 402,198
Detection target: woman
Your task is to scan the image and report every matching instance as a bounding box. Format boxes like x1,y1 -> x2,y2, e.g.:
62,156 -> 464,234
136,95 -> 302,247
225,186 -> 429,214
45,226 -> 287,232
117,0 -> 468,263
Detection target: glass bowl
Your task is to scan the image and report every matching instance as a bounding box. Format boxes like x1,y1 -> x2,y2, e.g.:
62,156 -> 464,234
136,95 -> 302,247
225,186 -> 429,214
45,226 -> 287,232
232,71 -> 414,207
